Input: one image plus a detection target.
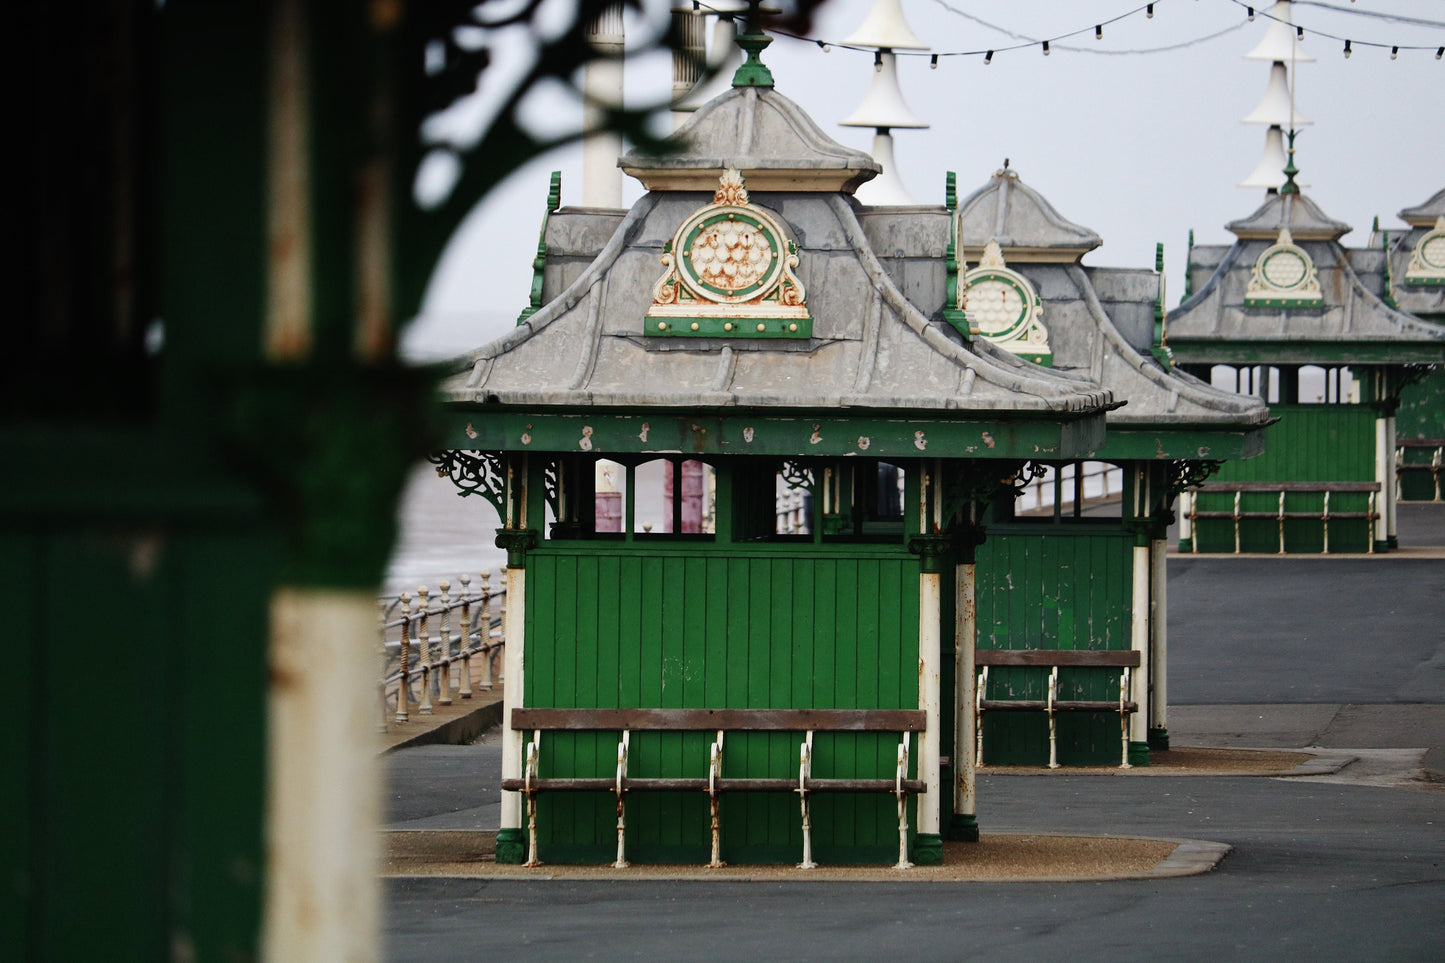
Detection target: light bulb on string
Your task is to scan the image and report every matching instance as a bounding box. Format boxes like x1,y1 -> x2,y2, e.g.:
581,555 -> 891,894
1343,39 -> 1351,59
1095,24 -> 1102,40
930,54 -> 938,69
984,49 -> 993,65
1042,40 -> 1050,55
1247,7 -> 1254,21
1146,4 -> 1154,18
1297,26 -> 1304,41
873,50 -> 882,71
1390,46 -> 1398,60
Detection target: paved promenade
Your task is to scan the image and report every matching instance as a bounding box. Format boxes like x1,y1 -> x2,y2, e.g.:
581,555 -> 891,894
383,503 -> 1445,961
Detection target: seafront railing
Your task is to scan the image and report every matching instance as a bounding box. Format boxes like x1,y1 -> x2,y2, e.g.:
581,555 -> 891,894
379,570 -> 506,728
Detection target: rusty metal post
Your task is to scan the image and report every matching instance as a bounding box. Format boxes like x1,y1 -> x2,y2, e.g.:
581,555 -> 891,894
479,570 -> 495,690
377,599 -> 389,734
437,580 -> 453,706
457,574 -> 474,699
417,585 -> 433,715
394,592 -> 411,724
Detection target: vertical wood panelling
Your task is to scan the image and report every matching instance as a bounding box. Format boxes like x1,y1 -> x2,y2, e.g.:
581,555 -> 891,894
1198,405 -> 1377,552
976,528 -> 1133,765
525,548 -> 917,862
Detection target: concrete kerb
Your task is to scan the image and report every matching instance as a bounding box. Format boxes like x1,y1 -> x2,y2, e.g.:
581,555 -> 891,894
379,830 -> 1232,884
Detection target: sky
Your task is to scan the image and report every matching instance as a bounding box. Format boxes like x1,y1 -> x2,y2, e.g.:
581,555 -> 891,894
401,0 -> 1445,361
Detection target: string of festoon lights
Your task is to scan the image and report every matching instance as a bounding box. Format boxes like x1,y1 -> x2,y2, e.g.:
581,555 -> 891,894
686,0 -> 1444,63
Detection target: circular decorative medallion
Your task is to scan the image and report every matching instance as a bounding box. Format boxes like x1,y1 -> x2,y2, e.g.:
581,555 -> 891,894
676,207 -> 785,304
1261,248 -> 1309,289
966,275 -> 1030,338
1421,234 -> 1445,271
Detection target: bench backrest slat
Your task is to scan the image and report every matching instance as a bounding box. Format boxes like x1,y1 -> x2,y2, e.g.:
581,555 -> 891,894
1193,481 -> 1379,493
974,649 -> 1141,668
511,707 -> 926,732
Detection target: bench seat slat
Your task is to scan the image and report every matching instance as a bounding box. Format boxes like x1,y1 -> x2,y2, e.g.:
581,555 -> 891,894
1193,481 -> 1380,493
502,777 -> 927,794
973,650 -> 1140,668
979,700 -> 1138,713
511,707 -> 926,732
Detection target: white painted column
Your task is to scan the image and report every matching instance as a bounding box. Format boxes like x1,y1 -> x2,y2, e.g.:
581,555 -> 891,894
499,566 -> 527,832
1129,543 -> 1151,754
1375,416 -> 1391,548
1386,414 -> 1399,545
1148,537 -> 1168,742
582,5 -> 624,208
918,571 -> 941,839
1177,491 -> 1193,548
263,590 -> 380,961
953,557 -> 977,835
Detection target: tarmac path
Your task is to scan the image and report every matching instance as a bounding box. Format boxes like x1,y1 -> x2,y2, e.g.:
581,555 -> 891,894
384,508 -> 1445,961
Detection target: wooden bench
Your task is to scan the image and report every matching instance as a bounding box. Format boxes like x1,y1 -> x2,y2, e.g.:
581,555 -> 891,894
974,649 -> 1140,769
1396,439 -> 1444,502
1187,481 -> 1380,554
500,707 -> 927,869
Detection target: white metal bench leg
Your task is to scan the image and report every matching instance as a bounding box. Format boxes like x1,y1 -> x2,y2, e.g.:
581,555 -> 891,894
975,666 -> 988,768
708,730 -> 725,868
1119,667 -> 1133,769
797,731 -> 816,869
895,732 -> 913,870
1047,666 -> 1060,770
1233,491 -> 1242,554
613,730 -> 630,869
1322,490 -> 1331,554
524,731 -> 542,867
1367,492 -> 1377,554
1277,490 -> 1286,554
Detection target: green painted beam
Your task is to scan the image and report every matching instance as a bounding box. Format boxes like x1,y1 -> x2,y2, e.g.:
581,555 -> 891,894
1092,425 -> 1269,462
1168,339 -> 1445,366
438,407 -> 1107,460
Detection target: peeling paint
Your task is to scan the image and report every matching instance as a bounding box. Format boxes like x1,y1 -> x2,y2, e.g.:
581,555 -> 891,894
638,422 -> 650,442
913,431 -> 927,450
465,422 -> 478,439
982,431 -> 995,448
579,426 -> 594,451
857,436 -> 870,450
743,426 -> 754,443
809,424 -> 822,445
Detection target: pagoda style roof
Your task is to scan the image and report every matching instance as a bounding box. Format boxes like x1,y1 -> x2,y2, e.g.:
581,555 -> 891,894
1399,188 -> 1445,228
620,86 -> 880,194
954,166 -> 1102,263
1168,190 -> 1445,365
947,169 -> 1270,460
439,89 -> 1113,460
1387,188 -> 1445,321
1225,191 -> 1352,242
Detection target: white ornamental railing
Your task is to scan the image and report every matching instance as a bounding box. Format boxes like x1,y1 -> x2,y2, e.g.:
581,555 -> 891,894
379,570 -> 506,728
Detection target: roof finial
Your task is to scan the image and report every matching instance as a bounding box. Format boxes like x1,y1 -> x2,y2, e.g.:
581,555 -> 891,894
731,1 -> 774,88
1280,129 -> 1300,195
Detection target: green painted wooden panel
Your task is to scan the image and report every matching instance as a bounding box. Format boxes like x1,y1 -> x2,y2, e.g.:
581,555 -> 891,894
1397,369 -> 1445,502
975,526 -> 1133,766
523,547 -> 919,864
1195,405 -> 1377,553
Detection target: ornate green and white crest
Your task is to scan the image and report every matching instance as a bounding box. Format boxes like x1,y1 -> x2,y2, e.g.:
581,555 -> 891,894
962,240 -> 1051,366
645,168 -> 811,338
1244,228 -> 1323,308
1403,216 -> 1445,287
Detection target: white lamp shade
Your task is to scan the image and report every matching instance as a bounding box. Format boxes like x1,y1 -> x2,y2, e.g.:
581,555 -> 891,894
842,0 -> 929,51
1244,63 -> 1310,127
839,52 -> 928,129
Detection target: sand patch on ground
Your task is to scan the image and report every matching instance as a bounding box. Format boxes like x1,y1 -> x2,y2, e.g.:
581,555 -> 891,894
982,746 -> 1313,776
382,831 -> 1207,882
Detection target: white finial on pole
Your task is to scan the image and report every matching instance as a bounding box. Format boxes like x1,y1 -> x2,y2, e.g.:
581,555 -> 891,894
1240,2 -> 1310,193
583,4 -> 625,208
838,0 -> 930,206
